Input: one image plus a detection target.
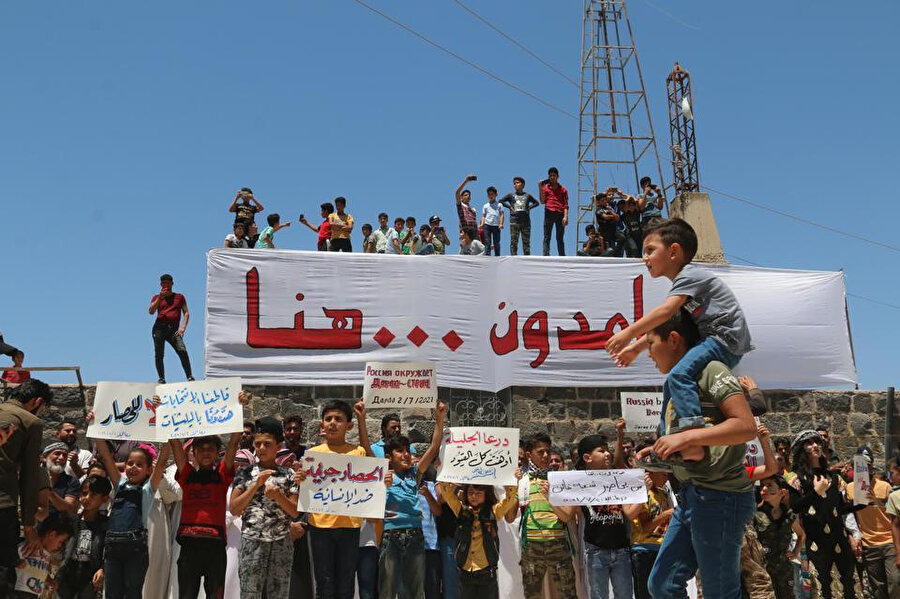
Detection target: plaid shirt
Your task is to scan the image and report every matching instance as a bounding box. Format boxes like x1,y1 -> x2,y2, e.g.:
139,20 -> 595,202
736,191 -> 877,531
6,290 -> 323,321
457,201 -> 477,229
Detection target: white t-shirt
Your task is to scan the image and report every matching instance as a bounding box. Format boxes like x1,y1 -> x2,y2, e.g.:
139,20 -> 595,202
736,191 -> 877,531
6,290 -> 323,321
482,201 -> 503,226
15,543 -> 49,596
459,240 -> 485,255
384,228 -> 401,254
225,234 -> 249,248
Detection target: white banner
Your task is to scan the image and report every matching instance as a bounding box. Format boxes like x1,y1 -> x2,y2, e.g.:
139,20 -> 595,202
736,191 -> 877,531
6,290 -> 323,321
548,469 -> 649,506
363,362 -> 437,409
620,392 -> 663,433
87,382 -> 159,442
437,427 -> 519,486
205,250 -> 857,391
156,378 -> 243,439
853,455 -> 870,506
296,451 -> 389,519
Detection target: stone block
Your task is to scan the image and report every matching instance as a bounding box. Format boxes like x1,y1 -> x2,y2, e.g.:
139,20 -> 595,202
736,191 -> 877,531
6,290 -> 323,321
759,413 -> 788,436
512,400 -> 530,425
817,394 -> 851,413
829,413 -> 849,435
511,387 -> 546,400
576,388 -> 599,400
768,392 -> 798,413
609,402 -> 622,418
545,387 -> 577,401
590,402 -> 610,420
568,401 -> 590,420
788,413 -> 814,433
594,388 -> 618,402
314,386 -> 356,400
849,413 -> 874,436
853,394 -> 874,414
528,400 -> 549,420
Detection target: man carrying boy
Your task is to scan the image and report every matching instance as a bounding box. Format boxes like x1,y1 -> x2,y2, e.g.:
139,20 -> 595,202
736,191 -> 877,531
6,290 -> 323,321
229,187 -> 265,229
56,475 -> 112,599
328,197 -> 354,252
231,416 -> 300,599
499,176 -> 539,255
606,218 -> 753,452
540,167 -> 568,256
149,274 -> 194,384
255,213 -> 292,249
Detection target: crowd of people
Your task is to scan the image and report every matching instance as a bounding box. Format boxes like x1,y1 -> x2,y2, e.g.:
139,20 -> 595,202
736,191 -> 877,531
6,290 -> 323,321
220,169 -> 665,257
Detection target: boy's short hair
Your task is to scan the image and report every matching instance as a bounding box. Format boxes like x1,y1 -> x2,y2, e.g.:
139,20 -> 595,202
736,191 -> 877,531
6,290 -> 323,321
548,167 -> 559,176
361,223 -> 373,232
11,379 -> 53,407
378,212 -> 389,220
461,226 -> 477,241
240,187 -> 253,194
513,176 -> 525,185
193,435 -> 223,451
651,309 -> 701,348
385,435 -> 411,456
254,416 -> 284,443
321,400 -> 352,422
322,202 -> 335,214
334,196 -> 346,206
405,216 -> 416,224
529,432 -> 552,450
83,474 -> 113,497
640,176 -> 652,187
267,213 -> 281,226
585,225 -> 596,234
233,221 -> 245,231
644,218 -> 698,263
380,414 -> 400,433
243,420 -> 256,432
420,224 -> 431,233
160,273 -> 174,283
37,511 -> 75,538
487,186 -> 497,195
394,217 -> 404,225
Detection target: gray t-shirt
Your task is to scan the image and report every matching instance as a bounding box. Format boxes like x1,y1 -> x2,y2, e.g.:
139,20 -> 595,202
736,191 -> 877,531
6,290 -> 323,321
669,264 -> 753,355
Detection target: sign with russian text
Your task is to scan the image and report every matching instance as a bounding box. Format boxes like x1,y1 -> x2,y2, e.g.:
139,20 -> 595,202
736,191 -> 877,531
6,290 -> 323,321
296,451 -> 389,519
620,392 -> 663,433
87,382 -> 160,442
205,250 -> 857,391
548,469 -> 648,506
155,378 -> 243,439
363,361 -> 437,409
437,427 -> 518,486
853,454 -> 870,506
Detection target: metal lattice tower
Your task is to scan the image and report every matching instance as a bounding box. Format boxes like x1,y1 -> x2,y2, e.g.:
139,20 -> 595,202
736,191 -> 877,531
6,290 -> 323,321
666,62 -> 700,194
576,0 -> 665,249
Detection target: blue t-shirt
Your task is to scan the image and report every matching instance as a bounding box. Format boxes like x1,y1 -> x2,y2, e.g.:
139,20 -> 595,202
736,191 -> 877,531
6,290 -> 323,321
418,482 -> 439,550
384,464 -> 423,531
371,440 -> 417,459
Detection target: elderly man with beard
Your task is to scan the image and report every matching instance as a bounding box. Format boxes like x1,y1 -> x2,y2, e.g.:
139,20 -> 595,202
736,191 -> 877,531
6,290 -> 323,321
55,421 -> 93,479
42,443 -> 80,516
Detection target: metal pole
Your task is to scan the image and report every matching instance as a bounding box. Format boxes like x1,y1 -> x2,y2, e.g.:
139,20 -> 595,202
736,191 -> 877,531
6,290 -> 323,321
886,387 -> 896,461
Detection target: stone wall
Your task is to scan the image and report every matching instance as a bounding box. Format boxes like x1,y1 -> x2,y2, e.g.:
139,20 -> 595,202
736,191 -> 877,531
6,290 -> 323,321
35,384 -> 897,464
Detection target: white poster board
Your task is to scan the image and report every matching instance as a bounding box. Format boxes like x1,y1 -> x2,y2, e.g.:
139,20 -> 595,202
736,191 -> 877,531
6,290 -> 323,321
620,392 -> 664,433
744,417 -> 764,467
156,378 -> 243,439
548,469 -> 649,506
853,454 -> 871,506
363,362 -> 437,409
296,451 -> 389,519
438,427 -> 519,486
87,382 -> 159,442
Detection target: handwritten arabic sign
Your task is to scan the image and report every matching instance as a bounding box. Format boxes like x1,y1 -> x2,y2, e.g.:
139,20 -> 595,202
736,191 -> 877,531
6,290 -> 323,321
296,451 -> 389,519
87,382 -> 160,442
156,378 -> 243,439
363,361 -> 436,409
852,454 -> 870,506
437,427 -> 518,486
548,469 -> 648,506
620,392 -> 663,433
205,251 -> 857,391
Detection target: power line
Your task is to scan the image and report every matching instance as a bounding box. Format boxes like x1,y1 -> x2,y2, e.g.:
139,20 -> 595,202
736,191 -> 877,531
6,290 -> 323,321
351,0 -> 577,120
706,185 -> 900,254
451,0 -> 579,87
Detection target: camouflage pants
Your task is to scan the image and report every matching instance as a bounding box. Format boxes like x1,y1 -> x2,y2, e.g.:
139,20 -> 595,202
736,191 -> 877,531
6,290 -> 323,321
239,535 -> 294,599
520,539 -> 575,599
509,219 -> 532,255
741,526 -> 775,599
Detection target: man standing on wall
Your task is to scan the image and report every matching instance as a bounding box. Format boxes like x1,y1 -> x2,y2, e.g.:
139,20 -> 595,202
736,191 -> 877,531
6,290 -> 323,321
149,273 -> 194,384
540,167 -> 568,256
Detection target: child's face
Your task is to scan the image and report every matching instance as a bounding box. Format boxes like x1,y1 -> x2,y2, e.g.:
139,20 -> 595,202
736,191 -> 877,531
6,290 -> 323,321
646,331 -> 680,375
513,180 -> 524,192
320,409 -> 352,444
125,451 -> 152,484
582,446 -> 611,470
488,191 -> 497,201
321,209 -> 329,218
193,442 -> 219,469
250,222 -> 258,235
379,215 -> 388,227
642,233 -> 680,279
42,532 -> 70,554
461,190 -> 471,203
890,466 -> 900,485
466,485 -> 487,508
406,219 -> 415,229
389,446 -> 412,472
234,225 -> 245,237
80,487 -> 108,512
759,479 -> 786,506
254,433 -> 280,463
362,226 -> 372,237
528,442 -> 552,471
394,220 -> 404,232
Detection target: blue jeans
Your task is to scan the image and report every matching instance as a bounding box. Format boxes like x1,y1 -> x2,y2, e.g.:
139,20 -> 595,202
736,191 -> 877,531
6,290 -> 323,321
648,483 -> 755,599
379,528 -> 425,599
585,545 -> 632,599
662,336 -> 741,430
357,546 -> 379,599
439,537 -> 460,599
483,224 -> 501,256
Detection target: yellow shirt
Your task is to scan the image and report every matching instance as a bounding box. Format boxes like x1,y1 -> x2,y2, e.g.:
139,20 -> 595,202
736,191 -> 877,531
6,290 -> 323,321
631,486 -> 672,547
846,478 -> 893,547
305,443 -> 367,529
440,484 -> 517,572
328,212 -> 354,239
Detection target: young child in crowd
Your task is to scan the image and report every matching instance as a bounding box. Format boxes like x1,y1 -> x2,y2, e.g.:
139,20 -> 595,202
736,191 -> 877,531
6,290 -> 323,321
593,189 -> 622,256
230,416 -> 300,599
607,218 -> 753,463
499,176 -> 539,255
401,216 -> 419,254
255,213 -> 291,249
299,202 -> 333,251
14,511 -> 73,598
294,400 -> 373,599
361,223 -> 376,253
374,402 -> 447,599
618,197 -> 643,258
480,186 -> 504,256
754,474 -> 805,599
437,476 -> 519,598
225,221 -> 249,248
458,227 -> 485,256
417,224 -> 436,255
623,455 -> 672,599
56,475 -> 112,599
577,225 -> 606,257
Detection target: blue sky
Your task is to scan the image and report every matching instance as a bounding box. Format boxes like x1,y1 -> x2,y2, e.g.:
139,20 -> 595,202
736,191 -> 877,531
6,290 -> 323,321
2,1 -> 897,390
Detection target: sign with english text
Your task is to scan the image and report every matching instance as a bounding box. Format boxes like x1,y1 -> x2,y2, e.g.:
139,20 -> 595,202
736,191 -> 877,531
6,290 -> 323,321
156,378 -> 243,439
548,469 -> 648,506
853,454 -> 870,506
620,392 -> 664,432
296,451 -> 389,519
363,361 -> 437,409
87,382 -> 160,442
205,250 -> 857,391
437,427 -> 519,486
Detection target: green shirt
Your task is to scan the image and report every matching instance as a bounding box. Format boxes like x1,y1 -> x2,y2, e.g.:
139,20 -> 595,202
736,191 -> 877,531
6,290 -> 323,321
667,361 -> 752,493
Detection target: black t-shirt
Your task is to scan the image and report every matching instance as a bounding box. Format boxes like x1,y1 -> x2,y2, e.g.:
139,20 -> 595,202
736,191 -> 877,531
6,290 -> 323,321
622,211 -> 642,237
235,202 -> 260,224
581,505 -> 629,549
50,473 -> 81,514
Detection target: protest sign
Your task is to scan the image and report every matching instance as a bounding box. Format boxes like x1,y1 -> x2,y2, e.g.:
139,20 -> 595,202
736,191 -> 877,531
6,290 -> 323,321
296,451 -> 389,519
548,469 -> 648,506
437,427 -> 518,486
620,392 -> 664,433
853,454 -> 871,506
744,417 -> 764,467
87,382 -> 159,442
363,362 -> 437,409
156,378 -> 243,439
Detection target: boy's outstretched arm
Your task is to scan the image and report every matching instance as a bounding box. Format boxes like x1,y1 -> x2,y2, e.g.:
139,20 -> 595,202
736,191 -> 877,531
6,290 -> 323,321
169,438 -> 188,473
606,295 -> 687,357
150,442 -> 171,491
354,400 -> 374,457
224,390 -> 251,472
652,392 -> 755,459
417,402 -> 447,477
612,336 -> 649,368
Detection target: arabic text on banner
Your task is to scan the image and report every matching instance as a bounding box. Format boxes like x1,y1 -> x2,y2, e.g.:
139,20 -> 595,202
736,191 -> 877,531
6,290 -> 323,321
620,391 -> 663,433
156,378 -> 243,440
87,382 -> 160,442
437,427 -> 519,486
363,361 -> 437,409
852,454 -> 870,506
296,451 -> 389,519
548,469 -> 649,506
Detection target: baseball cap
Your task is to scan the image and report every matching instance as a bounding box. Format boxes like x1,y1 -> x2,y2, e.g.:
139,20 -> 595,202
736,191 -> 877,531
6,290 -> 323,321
429,215 -> 442,223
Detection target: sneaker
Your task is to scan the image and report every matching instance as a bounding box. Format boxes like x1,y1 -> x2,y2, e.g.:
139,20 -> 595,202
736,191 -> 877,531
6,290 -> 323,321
187,376 -> 195,382
636,451 -> 675,473
157,378 -> 166,384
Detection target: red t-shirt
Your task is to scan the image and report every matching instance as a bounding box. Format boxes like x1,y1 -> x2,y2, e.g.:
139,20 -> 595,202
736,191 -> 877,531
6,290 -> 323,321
318,219 -> 332,246
175,460 -> 235,540
542,183 -> 569,213
153,293 -> 186,327
1,370 -> 30,384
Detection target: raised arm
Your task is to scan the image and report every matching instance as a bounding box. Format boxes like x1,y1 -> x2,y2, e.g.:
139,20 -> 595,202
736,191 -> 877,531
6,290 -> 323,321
455,175 -> 475,204
749,425 -> 779,481
252,197 -> 264,212
94,438 -> 121,488
606,295 -> 687,356
354,400 -> 374,457
150,442 -> 171,492
416,402 -> 447,478
614,418 -> 626,469
168,438 -> 188,473
228,192 -> 240,214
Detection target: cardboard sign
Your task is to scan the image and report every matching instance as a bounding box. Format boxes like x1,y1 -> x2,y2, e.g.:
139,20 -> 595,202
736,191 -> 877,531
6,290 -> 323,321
363,362 -> 437,409
87,382 -> 160,442
853,454 -> 871,506
620,392 -> 663,433
437,427 -> 519,486
156,378 -> 243,439
296,451 -> 389,519
548,469 -> 649,506
744,418 -> 765,468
